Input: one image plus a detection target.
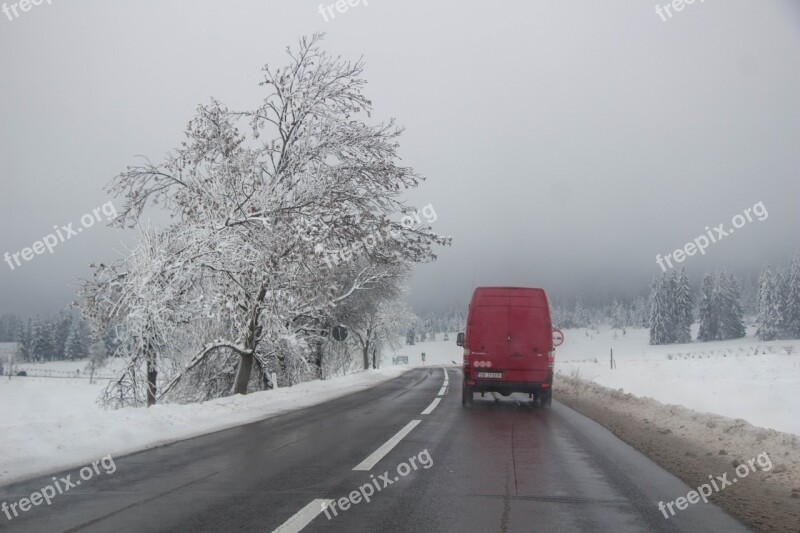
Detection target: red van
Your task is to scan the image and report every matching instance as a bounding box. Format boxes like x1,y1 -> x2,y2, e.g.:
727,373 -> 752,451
456,287 -> 554,407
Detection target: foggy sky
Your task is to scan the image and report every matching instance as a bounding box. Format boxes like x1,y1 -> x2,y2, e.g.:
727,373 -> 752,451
1,0 -> 798,318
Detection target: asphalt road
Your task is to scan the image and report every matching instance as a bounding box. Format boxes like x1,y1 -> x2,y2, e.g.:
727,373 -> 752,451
0,367 -> 749,532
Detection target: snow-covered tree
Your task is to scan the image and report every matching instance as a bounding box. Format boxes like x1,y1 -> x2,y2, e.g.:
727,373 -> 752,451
779,255 -> 800,338
53,311 -> 73,360
610,300 -> 627,330
756,265 -> 781,341
17,319 -> 32,362
673,267 -> 693,343
718,273 -> 745,340
649,275 -> 673,345
82,34 -> 448,404
86,340 -> 108,384
697,273 -> 718,341
64,322 -> 87,360
31,317 -> 54,362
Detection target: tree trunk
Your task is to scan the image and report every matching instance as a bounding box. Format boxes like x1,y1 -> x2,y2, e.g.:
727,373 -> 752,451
314,339 -> 324,379
362,340 -> 370,370
231,287 -> 266,395
146,359 -> 157,407
232,352 -> 253,395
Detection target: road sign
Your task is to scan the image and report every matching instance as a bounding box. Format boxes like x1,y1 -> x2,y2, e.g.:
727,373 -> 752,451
552,328 -> 564,347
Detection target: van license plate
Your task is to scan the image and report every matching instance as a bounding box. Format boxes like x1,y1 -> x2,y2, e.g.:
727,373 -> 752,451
477,372 -> 502,379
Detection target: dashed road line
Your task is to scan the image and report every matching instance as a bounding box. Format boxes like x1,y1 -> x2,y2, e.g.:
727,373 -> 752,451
421,397 -> 441,415
352,420 -> 421,471
272,499 -> 333,533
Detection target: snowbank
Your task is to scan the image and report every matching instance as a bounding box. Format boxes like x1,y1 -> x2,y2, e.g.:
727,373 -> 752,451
555,375 -> 800,532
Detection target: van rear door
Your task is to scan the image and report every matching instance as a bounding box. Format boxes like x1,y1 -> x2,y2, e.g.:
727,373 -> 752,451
468,294 -> 509,373
508,304 -> 550,382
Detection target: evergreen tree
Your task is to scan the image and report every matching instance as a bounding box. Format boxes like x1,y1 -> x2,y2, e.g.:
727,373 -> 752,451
782,255 -> 800,338
573,300 -> 590,328
65,322 -> 87,360
719,273 -> 746,339
17,320 -> 32,362
649,275 -> 673,345
53,311 -> 73,361
756,266 -> 780,341
697,273 -> 718,341
31,317 -> 55,362
673,267 -> 693,343
610,300 -> 627,329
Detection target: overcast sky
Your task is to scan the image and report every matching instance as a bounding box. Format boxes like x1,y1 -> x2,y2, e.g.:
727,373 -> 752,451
1,0 -> 798,317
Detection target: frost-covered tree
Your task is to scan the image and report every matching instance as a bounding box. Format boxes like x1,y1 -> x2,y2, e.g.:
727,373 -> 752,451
610,300 -> 627,330
673,267 -> 693,343
756,265 -> 781,341
573,300 -> 590,328
83,34 -> 448,403
17,319 -> 32,362
53,311 -> 73,361
718,273 -> 746,340
31,317 -> 55,362
86,340 -> 108,384
776,255 -> 800,339
649,275 -> 674,345
64,322 -> 87,360
697,273 -> 718,341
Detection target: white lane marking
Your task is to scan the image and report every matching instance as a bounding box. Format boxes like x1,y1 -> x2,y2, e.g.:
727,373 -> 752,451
443,368 -> 449,383
437,385 -> 448,396
272,498 -> 333,533
353,420 -> 421,471
421,397 -> 441,415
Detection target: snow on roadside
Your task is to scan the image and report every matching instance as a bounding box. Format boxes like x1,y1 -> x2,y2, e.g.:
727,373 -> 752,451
555,326 -> 800,436
0,366 -> 411,487
555,375 -> 800,532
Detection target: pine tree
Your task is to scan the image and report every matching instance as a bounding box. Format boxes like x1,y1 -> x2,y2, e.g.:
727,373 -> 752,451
610,300 -> 627,329
53,311 -> 73,361
17,320 -> 32,362
756,266 -> 780,341
673,267 -> 693,343
697,273 -> 718,341
31,318 -> 55,362
719,273 -> 746,339
649,276 -> 673,345
65,323 -> 87,360
782,255 -> 800,338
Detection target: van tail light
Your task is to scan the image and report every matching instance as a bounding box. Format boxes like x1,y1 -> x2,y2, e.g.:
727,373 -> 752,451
463,348 -> 470,367
548,349 -> 555,369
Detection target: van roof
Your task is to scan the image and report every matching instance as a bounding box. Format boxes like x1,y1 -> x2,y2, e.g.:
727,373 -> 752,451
471,286 -> 548,306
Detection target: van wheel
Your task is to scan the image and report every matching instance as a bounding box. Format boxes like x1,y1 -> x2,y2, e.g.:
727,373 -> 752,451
462,383 -> 473,406
541,390 -> 552,408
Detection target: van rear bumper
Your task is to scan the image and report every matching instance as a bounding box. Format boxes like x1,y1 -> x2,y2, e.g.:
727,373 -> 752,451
470,377 -> 552,395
